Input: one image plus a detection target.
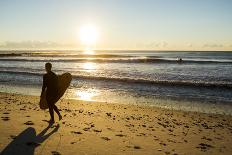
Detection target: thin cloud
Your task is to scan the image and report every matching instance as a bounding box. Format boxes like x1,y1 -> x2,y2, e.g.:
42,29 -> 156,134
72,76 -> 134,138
143,41 -> 168,48
187,43 -> 193,47
0,41 -> 73,49
203,43 -> 224,48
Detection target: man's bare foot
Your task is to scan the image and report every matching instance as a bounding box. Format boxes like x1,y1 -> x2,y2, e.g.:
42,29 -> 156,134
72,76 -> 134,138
59,115 -> 62,121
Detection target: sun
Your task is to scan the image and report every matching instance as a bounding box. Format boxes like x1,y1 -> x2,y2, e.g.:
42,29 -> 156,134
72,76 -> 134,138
79,25 -> 98,46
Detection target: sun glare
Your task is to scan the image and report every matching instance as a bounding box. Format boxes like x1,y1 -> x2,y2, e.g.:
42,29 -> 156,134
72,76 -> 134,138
79,25 -> 98,46
83,48 -> 95,55
76,89 -> 98,101
82,62 -> 96,72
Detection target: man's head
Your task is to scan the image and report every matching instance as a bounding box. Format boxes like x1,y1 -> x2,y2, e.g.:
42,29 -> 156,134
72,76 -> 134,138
45,62 -> 52,73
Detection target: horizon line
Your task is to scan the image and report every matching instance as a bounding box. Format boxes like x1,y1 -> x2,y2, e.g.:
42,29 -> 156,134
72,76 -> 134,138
0,49 -> 232,52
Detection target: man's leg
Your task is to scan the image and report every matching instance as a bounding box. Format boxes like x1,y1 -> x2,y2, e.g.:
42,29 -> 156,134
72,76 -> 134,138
53,105 -> 62,120
47,98 -> 55,123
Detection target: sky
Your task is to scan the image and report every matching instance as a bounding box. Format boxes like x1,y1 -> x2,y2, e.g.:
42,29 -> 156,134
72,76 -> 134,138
0,0 -> 232,51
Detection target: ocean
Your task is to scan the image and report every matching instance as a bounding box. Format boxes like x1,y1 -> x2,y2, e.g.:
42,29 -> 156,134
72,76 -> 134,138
0,50 -> 231,115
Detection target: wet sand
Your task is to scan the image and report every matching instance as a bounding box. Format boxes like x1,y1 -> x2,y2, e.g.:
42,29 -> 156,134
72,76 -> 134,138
0,92 -> 232,155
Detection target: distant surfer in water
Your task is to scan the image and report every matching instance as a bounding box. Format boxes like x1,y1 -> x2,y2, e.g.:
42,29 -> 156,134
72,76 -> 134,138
41,62 -> 62,124
177,58 -> 183,63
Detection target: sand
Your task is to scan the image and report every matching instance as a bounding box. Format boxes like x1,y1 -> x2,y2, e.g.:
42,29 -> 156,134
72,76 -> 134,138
0,92 -> 232,155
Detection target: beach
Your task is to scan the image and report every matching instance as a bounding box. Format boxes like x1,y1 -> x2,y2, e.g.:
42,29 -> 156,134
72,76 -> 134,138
1,92 -> 232,155
1,0 -> 232,154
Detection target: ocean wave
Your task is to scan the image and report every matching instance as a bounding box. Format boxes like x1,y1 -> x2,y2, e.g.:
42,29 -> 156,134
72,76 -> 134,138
0,57 -> 232,64
0,70 -> 231,89
0,53 -> 22,57
0,53 -> 134,58
0,70 -> 43,76
73,75 -> 232,89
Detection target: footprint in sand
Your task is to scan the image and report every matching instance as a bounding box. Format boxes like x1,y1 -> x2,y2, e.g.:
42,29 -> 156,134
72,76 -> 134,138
101,137 -> 111,141
71,131 -> 83,134
24,121 -> 34,125
115,134 -> 126,137
136,133 -> 146,137
196,143 -> 214,152
159,142 -> 167,146
134,145 -> 141,149
93,129 -> 102,133
83,127 -> 91,131
164,151 -> 171,154
10,135 -> 17,140
51,151 -> 61,155
106,112 -> 112,117
107,127 -> 114,131
201,136 -> 212,141
126,145 -> 142,149
1,116 -> 10,121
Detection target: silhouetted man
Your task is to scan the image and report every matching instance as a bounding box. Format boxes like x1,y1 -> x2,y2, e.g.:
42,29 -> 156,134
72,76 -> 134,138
41,63 -> 62,123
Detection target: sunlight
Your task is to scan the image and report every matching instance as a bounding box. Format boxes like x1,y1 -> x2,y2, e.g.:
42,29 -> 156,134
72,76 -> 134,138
83,48 -> 95,55
82,62 -> 96,72
75,89 -> 98,101
79,25 -> 98,46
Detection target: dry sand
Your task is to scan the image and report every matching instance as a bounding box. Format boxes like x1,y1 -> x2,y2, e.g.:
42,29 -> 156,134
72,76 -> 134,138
0,92 -> 232,155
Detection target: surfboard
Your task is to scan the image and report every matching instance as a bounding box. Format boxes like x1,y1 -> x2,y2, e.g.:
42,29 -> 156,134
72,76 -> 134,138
39,72 -> 72,110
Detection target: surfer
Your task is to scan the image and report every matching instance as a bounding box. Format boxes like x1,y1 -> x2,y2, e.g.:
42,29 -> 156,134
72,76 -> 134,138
41,62 -> 62,123
177,57 -> 183,63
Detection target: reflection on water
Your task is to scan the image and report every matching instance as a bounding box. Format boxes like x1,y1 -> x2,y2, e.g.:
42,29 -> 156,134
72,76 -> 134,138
83,49 -> 95,55
82,62 -> 96,72
75,89 -> 99,101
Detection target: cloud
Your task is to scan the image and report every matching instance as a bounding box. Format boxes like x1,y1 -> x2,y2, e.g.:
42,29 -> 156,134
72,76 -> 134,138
203,43 -> 224,48
136,41 -> 168,49
187,43 -> 193,47
0,41 -> 75,49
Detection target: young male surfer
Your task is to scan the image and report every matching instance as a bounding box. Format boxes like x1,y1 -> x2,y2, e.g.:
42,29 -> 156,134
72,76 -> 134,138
41,62 -> 62,123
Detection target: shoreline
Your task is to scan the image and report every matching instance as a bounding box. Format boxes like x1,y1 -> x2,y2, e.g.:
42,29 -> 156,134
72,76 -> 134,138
1,83 -> 232,116
1,92 -> 232,154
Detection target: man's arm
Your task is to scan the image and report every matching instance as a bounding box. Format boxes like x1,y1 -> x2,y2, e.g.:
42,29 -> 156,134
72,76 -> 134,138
41,75 -> 46,97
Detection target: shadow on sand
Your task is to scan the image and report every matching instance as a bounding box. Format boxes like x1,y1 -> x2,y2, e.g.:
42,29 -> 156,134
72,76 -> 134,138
1,123 -> 60,155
